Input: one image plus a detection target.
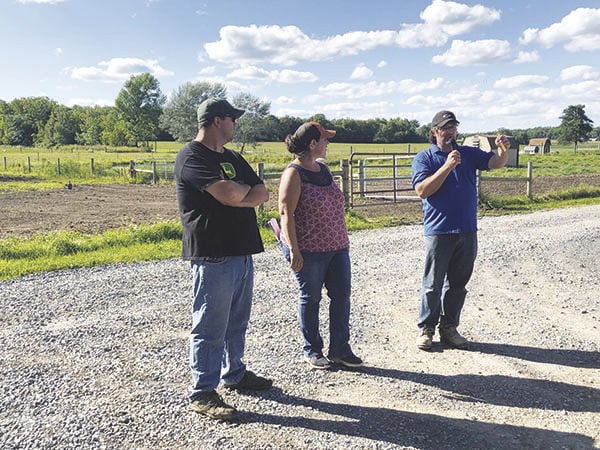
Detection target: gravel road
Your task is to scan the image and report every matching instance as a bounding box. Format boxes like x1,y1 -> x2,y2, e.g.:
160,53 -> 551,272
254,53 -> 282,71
1,205 -> 599,449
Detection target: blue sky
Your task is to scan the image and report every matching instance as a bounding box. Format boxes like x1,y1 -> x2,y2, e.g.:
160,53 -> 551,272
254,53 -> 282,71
1,0 -> 599,132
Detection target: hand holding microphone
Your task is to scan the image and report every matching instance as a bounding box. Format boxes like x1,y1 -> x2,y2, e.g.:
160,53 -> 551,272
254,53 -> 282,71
446,139 -> 461,169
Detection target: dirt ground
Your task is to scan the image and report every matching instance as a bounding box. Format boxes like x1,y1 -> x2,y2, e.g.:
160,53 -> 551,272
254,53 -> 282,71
0,174 -> 599,238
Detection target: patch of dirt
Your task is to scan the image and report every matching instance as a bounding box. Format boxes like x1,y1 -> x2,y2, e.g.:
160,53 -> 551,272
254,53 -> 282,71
0,184 -> 179,238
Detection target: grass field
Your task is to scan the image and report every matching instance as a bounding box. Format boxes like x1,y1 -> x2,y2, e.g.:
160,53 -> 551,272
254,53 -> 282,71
2,141 -> 600,192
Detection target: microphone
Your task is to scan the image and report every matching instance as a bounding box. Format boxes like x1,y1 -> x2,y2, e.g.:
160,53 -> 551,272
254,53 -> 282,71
449,139 -> 460,183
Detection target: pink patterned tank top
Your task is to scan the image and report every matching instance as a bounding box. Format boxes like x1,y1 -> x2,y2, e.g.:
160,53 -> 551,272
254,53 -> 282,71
285,162 -> 349,252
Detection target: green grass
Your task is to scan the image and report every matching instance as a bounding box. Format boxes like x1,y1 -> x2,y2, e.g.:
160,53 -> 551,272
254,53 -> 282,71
478,186 -> 600,215
0,209 -> 404,281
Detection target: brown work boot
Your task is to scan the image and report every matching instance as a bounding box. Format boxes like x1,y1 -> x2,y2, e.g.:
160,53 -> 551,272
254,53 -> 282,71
439,326 -> 469,349
416,328 -> 434,350
188,391 -> 238,421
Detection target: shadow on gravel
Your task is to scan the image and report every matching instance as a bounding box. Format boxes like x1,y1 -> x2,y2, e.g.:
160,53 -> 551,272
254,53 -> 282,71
241,388 -> 595,450
356,367 -> 599,412
472,342 -> 600,369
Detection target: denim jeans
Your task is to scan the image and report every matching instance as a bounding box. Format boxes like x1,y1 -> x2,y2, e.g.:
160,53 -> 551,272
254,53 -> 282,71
418,232 -> 477,331
281,243 -> 352,359
188,255 -> 253,401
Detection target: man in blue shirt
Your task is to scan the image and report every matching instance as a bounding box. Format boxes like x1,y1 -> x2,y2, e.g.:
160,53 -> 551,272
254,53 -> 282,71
411,110 -> 509,350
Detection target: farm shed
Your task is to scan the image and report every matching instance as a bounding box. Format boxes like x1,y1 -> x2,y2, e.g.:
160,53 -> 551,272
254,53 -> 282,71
461,135 -> 519,167
528,138 -> 551,154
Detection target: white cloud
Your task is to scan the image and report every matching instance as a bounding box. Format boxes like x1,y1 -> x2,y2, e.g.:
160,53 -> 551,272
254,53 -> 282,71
514,50 -> 539,64
432,39 -> 512,66
53,47 -> 63,56
519,8 -> 600,52
420,0 -> 501,35
226,65 -> 317,84
494,75 -> 549,89
198,66 -> 216,75
377,60 -> 388,68
318,78 -> 445,99
70,58 -> 174,83
350,64 -> 373,80
560,65 -> 599,81
204,2 -> 502,66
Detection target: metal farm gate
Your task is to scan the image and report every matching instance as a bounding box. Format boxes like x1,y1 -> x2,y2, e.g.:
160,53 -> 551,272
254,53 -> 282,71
348,152 -> 420,208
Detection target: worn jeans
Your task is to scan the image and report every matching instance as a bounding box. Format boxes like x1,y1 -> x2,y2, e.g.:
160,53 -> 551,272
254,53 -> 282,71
188,255 -> 253,401
281,244 -> 352,359
418,232 -> 477,331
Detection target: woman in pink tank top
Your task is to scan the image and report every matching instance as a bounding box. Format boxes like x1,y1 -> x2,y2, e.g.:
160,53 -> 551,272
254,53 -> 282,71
278,122 -> 363,370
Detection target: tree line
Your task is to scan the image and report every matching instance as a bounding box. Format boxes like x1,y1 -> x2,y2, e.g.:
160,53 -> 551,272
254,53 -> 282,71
0,73 -> 597,151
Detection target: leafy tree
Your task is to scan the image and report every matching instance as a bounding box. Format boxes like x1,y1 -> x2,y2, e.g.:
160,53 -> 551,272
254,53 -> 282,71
75,106 -> 112,146
115,73 -> 165,148
41,105 -> 80,146
374,118 -> 420,143
232,93 -> 270,153
559,104 -> 594,153
1,114 -> 34,146
278,115 -> 305,139
160,81 -> 227,142
101,109 -> 134,147
4,96 -> 58,146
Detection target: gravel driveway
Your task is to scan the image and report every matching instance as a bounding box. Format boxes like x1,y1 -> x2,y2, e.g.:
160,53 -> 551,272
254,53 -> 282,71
1,205 -> 599,449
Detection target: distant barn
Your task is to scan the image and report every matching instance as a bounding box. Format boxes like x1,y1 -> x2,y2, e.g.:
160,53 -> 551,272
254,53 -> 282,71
525,138 -> 551,154
461,135 -> 519,167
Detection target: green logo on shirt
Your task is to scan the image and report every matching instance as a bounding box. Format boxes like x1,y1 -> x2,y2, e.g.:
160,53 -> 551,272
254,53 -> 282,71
220,162 -> 236,179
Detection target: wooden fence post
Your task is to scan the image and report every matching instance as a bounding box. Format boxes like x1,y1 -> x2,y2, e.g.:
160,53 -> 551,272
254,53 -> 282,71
27,156 -> 31,172
341,159 -> 350,207
152,161 -> 157,184
527,161 -> 533,199
57,158 -> 61,175
90,158 -> 95,176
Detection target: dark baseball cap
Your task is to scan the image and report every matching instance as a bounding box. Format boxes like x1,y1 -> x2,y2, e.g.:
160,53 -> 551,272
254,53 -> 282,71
431,110 -> 460,128
197,98 -> 245,124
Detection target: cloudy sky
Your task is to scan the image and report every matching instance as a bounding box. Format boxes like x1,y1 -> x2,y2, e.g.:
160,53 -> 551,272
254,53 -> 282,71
1,0 -> 599,132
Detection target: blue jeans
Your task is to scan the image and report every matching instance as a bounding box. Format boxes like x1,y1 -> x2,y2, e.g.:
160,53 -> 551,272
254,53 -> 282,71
418,232 -> 477,331
188,256 -> 253,401
281,244 -> 352,359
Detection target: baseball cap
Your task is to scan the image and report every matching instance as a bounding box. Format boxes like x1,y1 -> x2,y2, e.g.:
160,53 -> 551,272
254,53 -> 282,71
197,98 -> 245,124
294,122 -> 336,145
431,110 -> 460,128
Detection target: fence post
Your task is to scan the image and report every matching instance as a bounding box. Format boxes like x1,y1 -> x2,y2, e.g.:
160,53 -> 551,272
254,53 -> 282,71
57,158 -> 61,175
341,159 -> 350,207
527,161 -> 533,199
3,156 -> 6,170
152,161 -> 157,184
90,158 -> 95,176
358,160 -> 365,198
28,156 -> 31,172
257,162 -> 265,215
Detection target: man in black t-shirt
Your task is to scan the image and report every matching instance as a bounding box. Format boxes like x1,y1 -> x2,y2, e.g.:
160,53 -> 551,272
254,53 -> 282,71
174,98 -> 272,421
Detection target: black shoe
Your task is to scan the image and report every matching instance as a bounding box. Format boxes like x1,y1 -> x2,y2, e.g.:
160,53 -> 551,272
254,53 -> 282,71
189,391 -> 238,421
330,353 -> 363,368
224,370 -> 273,391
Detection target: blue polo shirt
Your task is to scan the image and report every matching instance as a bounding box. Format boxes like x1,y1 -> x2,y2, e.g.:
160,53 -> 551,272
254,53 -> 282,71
411,144 -> 493,236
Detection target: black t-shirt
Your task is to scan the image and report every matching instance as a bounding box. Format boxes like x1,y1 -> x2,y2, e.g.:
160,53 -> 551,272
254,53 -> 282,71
174,141 -> 264,258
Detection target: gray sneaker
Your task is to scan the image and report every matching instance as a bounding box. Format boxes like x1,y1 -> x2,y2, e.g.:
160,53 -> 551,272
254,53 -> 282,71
304,355 -> 332,369
189,391 -> 238,421
439,326 -> 469,349
416,328 -> 434,350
